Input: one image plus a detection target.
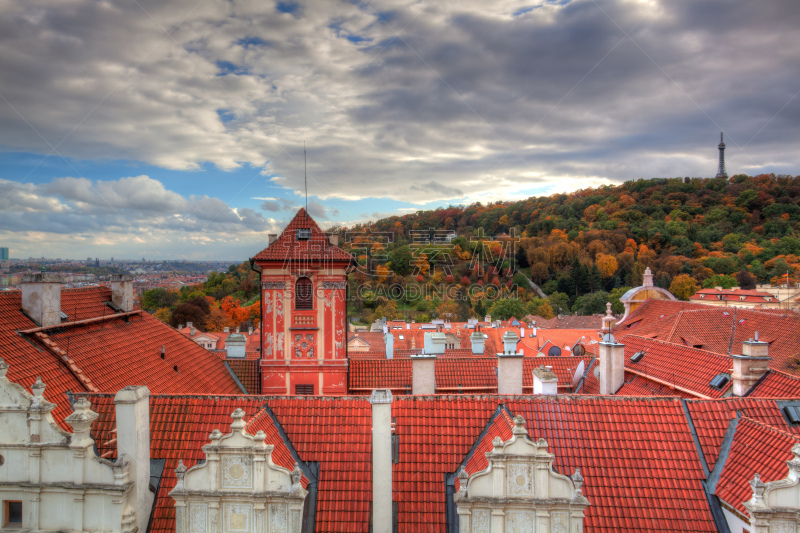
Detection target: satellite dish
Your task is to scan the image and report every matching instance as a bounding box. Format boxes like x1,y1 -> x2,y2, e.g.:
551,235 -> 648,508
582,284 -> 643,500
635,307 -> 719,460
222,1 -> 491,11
572,360 -> 585,389
593,365 -> 600,381
547,346 -> 562,357
573,343 -> 583,356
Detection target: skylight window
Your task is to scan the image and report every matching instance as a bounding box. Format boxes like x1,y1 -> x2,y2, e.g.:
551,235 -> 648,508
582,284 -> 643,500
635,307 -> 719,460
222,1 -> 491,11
630,351 -> 645,363
785,405 -> 800,425
709,373 -> 730,391
296,228 -> 311,240
399,335 -> 404,340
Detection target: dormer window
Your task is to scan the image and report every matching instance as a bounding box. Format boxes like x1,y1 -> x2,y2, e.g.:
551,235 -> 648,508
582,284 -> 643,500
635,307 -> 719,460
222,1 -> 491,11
297,228 -> 311,240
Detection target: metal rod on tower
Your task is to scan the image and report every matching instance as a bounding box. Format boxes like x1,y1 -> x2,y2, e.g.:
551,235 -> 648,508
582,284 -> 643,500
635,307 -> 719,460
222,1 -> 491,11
304,141 -> 308,211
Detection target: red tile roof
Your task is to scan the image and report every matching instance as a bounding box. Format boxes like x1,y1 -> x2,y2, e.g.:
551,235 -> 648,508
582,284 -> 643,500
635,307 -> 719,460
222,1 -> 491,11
622,336 -> 732,398
714,417 -> 799,516
685,398 -> 800,471
349,359 -> 412,394
748,369 -> 800,398
616,373 -> 697,399
61,286 -> 116,321
226,359 -> 261,394
522,356 -> 593,392
436,357 -> 497,392
454,408 -> 515,492
616,299 -> 800,375
82,394 -> 302,533
251,208 -> 353,263
0,290 -> 89,427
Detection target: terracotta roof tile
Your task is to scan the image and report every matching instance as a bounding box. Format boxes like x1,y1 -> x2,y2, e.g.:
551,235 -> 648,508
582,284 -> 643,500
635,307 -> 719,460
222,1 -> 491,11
522,356 -> 593,392
251,208 -> 353,263
714,417 -> 799,516
749,370 -> 800,398
226,359 -> 261,394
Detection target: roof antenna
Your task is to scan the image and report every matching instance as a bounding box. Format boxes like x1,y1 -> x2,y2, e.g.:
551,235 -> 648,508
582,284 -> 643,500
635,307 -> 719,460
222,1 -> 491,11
304,140 -> 308,212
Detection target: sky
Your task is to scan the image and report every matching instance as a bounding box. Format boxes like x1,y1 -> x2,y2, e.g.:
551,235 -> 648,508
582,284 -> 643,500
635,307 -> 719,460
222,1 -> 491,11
0,0 -> 798,261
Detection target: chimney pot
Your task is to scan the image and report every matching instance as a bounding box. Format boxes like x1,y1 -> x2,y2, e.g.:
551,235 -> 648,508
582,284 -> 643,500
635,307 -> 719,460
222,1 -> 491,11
598,332 -> 625,395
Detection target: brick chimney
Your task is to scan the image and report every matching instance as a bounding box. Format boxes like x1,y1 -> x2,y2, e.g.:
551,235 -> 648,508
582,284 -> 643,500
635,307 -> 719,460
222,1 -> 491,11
498,330 -> 523,395
268,233 -> 278,245
533,366 -> 558,395
114,386 -> 152,533
369,389 -> 393,533
20,272 -> 62,327
470,331 -> 486,355
109,274 -> 134,312
411,353 -> 436,395
732,333 -> 771,396
598,303 -> 624,395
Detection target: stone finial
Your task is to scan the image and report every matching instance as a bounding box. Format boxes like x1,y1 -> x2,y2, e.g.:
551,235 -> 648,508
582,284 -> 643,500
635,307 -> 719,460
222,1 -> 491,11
254,430 -> 267,448
0,358 -> 8,380
369,389 -> 393,404
121,504 -> 137,533
606,302 -> 612,316
492,436 -> 504,450
291,462 -> 303,485
230,409 -> 246,432
457,468 -> 469,498
750,473 -> 766,505
572,468 -> 584,492
209,429 -> 223,442
642,267 -> 654,287
31,376 -> 46,403
175,459 -> 187,489
512,414 -> 527,435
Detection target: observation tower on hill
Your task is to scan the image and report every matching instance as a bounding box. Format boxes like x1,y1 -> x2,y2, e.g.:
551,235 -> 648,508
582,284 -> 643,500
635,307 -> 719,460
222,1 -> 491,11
716,132 -> 728,178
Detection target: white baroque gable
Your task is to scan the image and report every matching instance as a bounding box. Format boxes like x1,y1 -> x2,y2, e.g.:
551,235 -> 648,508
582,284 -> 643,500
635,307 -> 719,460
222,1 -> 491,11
455,415 -> 589,533
170,408 -> 307,533
745,444 -> 800,533
0,358 -> 139,533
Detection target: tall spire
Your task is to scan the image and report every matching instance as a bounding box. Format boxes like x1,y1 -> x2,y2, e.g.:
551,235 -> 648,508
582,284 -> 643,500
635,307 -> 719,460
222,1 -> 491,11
716,132 -> 728,179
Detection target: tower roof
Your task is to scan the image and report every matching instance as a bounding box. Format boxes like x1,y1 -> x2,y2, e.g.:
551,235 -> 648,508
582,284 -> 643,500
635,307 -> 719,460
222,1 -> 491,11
251,207 -> 353,263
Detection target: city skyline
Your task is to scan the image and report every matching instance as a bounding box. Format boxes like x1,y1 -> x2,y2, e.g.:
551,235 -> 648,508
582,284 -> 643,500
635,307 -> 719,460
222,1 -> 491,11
0,0 -> 798,259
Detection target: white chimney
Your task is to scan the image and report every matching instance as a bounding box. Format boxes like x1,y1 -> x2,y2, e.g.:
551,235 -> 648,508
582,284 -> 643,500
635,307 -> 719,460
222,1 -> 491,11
110,274 -> 134,312
226,333 -> 247,358
520,328 -> 525,338
533,366 -> 558,395
223,327 -> 229,333
114,386 -> 153,533
385,332 -> 394,359
533,327 -> 537,337
248,326 -> 253,336
188,321 -> 195,336
732,333 -> 771,396
470,331 -> 485,355
411,353 -> 436,395
502,330 -> 520,355
20,272 -> 62,327
426,332 -> 447,355
369,389 -> 393,533
268,233 -> 278,245
498,331 -> 523,394
485,314 -> 491,323
327,233 -> 339,246
598,304 -> 624,395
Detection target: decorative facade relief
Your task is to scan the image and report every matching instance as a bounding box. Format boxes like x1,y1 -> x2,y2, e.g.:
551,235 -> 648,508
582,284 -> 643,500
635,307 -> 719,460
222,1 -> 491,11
745,445 -> 800,533
262,281 -> 286,290
321,281 -> 347,289
455,415 -> 589,533
0,358 -> 142,533
170,409 -> 308,533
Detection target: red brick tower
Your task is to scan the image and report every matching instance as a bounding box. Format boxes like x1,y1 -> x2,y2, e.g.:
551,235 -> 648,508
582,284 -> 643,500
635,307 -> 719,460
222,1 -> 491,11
250,208 -> 353,395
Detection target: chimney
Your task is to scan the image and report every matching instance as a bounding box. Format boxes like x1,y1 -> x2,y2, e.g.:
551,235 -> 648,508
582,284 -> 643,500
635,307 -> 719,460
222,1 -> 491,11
497,330 -> 523,395
385,332 -> 394,359
520,327 -> 525,338
533,366 -> 558,395
110,274 -> 134,312
223,326 -> 229,333
425,332 -> 447,355
485,314 -> 491,323
732,333 -> 771,396
642,267 -> 654,288
20,272 -> 62,327
226,333 -> 247,359
326,233 -> 339,246
268,233 -> 278,245
598,303 -> 624,395
178,323 -> 184,331
188,322 -> 195,336
248,326 -> 253,336
411,353 -> 436,395
369,389 -> 393,533
114,386 -> 153,533
470,331 -> 486,355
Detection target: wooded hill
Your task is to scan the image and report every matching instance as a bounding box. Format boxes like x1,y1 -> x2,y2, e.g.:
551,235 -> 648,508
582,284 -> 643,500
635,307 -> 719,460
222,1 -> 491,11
337,174 -> 800,320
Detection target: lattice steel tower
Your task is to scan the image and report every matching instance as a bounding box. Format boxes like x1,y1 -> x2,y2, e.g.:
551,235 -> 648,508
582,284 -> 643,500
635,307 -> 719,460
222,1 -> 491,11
716,132 -> 728,178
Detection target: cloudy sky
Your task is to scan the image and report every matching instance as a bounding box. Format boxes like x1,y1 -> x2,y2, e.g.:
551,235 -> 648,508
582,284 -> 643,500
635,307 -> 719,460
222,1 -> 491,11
0,0 -> 798,260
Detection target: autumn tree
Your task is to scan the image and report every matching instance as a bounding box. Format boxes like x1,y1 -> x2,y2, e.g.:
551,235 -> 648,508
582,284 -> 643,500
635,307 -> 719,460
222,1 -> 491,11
669,274 -> 699,301
153,307 -> 171,324
595,253 -> 618,279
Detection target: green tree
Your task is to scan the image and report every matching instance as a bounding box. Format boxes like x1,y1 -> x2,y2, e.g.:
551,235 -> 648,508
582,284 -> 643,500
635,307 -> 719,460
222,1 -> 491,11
547,292 -> 570,316
571,291 -> 612,315
389,246 -> 414,276
488,298 -> 526,320
702,274 -> 737,289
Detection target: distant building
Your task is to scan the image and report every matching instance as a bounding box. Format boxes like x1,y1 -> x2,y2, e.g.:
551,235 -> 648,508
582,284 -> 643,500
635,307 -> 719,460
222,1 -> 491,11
690,287 -> 780,309
0,247 -> 8,260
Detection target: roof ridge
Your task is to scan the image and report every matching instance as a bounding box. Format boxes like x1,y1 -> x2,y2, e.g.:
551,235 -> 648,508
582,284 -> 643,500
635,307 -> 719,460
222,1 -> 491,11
737,415 -> 800,441
727,308 -> 738,356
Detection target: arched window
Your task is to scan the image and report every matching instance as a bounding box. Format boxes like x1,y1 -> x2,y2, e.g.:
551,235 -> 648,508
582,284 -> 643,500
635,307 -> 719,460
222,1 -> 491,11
295,277 -> 313,310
